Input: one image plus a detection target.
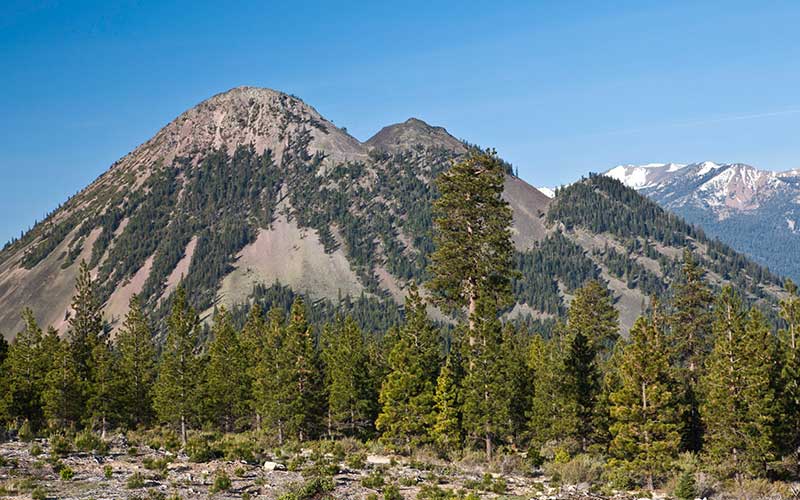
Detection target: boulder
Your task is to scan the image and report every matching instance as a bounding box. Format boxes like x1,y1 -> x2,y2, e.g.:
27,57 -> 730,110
263,461 -> 287,471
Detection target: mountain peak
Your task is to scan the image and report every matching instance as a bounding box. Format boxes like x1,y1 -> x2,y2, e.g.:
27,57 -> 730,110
365,117 -> 466,153
112,86 -> 365,182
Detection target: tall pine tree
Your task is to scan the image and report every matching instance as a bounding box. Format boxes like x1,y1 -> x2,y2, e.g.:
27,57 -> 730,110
253,307 -> 287,441
701,288 -> 777,480
153,287 -> 201,446
86,335 -> 119,437
4,309 -> 48,427
670,250 -> 713,452
43,336 -> 82,429
239,303 -> 266,427
280,297 -> 324,442
322,315 -> 375,437
461,296 -> 512,460
116,295 -> 156,428
204,306 -> 249,431
609,310 -> 681,490
377,286 -> 441,451
68,260 -> 104,386
778,279 -> 800,458
428,149 -> 515,334
432,352 -> 463,453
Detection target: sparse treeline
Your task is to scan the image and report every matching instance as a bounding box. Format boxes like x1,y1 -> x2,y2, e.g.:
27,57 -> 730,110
1,151 -> 800,494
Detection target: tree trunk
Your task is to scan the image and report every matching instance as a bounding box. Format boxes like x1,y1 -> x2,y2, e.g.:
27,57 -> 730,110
485,431 -> 492,461
101,414 -> 107,440
468,294 -> 477,343
180,414 -> 187,447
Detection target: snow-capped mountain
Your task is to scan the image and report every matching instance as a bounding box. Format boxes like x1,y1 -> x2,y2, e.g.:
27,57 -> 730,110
604,162 -> 800,280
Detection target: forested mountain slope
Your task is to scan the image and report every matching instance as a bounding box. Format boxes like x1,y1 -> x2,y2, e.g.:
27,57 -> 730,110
607,161 -> 800,280
0,88 -> 785,337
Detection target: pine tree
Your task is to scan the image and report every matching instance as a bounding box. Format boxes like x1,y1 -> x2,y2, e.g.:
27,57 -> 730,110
116,295 -> 156,428
778,279 -> 800,457
528,281 -> 619,453
670,250 -> 713,452
567,280 -> 619,449
428,149 -> 515,333
280,297 -> 324,441
68,260 -> 104,384
528,326 -> 580,451
239,303 -> 265,427
86,336 -> 119,438
500,322 -> 533,445
322,315 -> 375,437
461,296 -> 512,460
4,309 -> 47,427
608,311 -> 681,490
153,287 -> 201,446
566,280 -> 619,359
377,286 -> 441,451
42,337 -> 82,429
253,307 -> 287,441
432,353 -> 463,452
204,306 -> 249,431
701,287 -> 777,480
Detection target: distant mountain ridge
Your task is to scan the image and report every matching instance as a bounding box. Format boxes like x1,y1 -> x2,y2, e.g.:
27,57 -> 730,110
0,87 -> 786,339
605,161 -> 800,279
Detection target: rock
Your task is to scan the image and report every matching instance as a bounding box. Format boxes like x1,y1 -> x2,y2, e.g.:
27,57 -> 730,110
366,454 -> 391,465
263,461 -> 286,471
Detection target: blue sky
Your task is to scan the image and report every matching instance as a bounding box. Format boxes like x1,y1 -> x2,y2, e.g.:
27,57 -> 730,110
2,1 -> 799,245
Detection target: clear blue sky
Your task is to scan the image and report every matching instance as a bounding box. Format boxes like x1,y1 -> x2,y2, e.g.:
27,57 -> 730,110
2,1 -> 800,245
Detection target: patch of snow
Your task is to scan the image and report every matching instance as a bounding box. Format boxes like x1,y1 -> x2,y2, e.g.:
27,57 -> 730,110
537,186 -> 556,198
606,166 -> 658,189
787,218 -> 797,232
696,161 -> 723,176
667,162 -> 688,172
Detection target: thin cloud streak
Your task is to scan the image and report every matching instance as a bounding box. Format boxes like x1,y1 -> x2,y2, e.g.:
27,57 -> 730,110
587,107 -> 800,138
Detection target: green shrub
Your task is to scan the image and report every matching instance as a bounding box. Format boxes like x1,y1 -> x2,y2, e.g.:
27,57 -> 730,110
543,453 -> 605,485
383,484 -> 403,500
186,435 -> 215,463
142,456 -> 172,474
127,472 -> 145,489
278,476 -> 335,500
74,430 -> 102,452
31,486 -> 47,500
49,434 -> 73,457
145,490 -> 167,500
30,443 -> 43,456
416,484 -> 457,500
464,473 -> 506,494
287,455 -> 306,471
104,464 -> 113,479
361,471 -> 385,489
235,466 -> 246,477
301,457 -> 338,478
398,476 -> 416,487
59,466 -> 75,481
210,469 -> 232,493
216,433 -> 257,462
345,451 -> 367,469
18,420 -> 34,442
673,469 -> 696,500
